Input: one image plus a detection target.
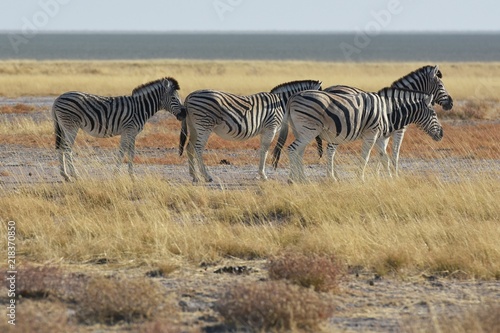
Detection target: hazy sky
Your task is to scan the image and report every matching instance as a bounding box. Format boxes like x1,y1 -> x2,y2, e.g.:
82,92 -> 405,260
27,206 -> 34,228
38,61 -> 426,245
1,0 -> 499,33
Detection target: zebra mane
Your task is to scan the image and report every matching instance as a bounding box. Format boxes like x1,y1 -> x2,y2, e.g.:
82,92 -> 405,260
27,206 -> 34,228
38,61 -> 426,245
390,65 -> 442,88
270,80 -> 322,94
132,77 -> 180,96
378,87 -> 432,102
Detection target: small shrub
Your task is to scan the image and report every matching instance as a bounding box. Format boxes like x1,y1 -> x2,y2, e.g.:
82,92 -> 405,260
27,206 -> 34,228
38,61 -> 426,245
268,251 -> 343,292
0,299 -> 71,333
10,265 -> 89,302
215,280 -> 334,332
14,265 -> 64,299
76,276 -> 166,325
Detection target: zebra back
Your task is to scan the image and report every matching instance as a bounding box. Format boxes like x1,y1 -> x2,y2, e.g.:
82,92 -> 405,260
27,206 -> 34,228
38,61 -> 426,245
270,80 -> 322,95
323,85 -> 366,95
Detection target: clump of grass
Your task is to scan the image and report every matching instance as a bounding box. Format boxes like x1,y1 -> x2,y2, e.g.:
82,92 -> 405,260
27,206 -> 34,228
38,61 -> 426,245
372,251 -> 411,276
76,276 -> 168,325
13,265 -> 88,302
0,299 -> 72,333
402,301 -> 500,333
139,320 -> 197,333
14,265 -> 64,299
268,251 -> 343,292
215,280 -> 334,332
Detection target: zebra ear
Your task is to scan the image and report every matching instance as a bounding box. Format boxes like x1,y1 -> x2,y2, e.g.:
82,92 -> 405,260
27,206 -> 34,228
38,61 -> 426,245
433,65 -> 443,78
163,77 -> 181,91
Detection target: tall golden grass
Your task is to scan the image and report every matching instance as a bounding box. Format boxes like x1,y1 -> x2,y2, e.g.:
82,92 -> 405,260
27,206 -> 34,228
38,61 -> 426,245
1,175 -> 498,279
1,60 -> 500,102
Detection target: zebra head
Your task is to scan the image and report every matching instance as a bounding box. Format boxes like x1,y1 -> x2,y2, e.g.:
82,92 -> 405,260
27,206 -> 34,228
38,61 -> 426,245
415,93 -> 444,142
161,77 -> 186,121
392,65 -> 453,111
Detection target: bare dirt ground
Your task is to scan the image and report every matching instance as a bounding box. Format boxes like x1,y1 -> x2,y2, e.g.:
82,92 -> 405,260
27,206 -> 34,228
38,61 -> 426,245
1,97 -> 500,332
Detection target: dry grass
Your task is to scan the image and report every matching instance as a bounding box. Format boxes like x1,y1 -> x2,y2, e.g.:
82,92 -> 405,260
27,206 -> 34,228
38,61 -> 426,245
0,60 -> 500,103
1,175 -> 498,279
215,280 -> 335,332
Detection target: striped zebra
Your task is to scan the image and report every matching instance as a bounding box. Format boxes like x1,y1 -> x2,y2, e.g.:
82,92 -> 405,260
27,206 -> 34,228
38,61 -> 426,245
52,77 -> 185,182
318,65 -> 452,177
272,88 -> 443,182
179,80 -> 322,182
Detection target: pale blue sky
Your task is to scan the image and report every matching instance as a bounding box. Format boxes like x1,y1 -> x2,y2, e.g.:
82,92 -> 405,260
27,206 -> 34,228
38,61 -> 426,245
1,0 -> 499,33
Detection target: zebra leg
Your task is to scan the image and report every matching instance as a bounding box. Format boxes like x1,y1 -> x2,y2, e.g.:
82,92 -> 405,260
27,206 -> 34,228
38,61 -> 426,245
126,134 -> 138,178
326,143 -> 339,180
360,136 -> 377,181
116,135 -> 127,174
391,128 -> 407,177
60,127 -> 79,181
186,141 -> 199,182
258,130 -> 276,180
375,137 -> 391,178
190,128 -> 213,182
288,140 -> 308,183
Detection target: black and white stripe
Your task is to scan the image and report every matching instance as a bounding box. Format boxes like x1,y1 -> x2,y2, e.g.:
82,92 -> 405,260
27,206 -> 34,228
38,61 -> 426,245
318,65 -> 453,176
52,77 -> 185,181
272,88 -> 443,182
179,80 -> 322,182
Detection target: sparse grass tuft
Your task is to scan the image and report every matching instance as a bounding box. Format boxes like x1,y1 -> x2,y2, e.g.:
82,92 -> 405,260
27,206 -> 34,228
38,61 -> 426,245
268,251 -> 343,292
215,280 -> 334,332
402,301 -> 500,333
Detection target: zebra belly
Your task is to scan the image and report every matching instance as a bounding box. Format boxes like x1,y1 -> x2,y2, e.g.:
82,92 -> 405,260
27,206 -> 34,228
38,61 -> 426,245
213,122 -> 261,141
81,121 -> 121,138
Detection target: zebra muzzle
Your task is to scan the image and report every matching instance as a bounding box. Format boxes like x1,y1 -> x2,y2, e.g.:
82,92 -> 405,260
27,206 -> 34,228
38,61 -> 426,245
176,107 -> 187,121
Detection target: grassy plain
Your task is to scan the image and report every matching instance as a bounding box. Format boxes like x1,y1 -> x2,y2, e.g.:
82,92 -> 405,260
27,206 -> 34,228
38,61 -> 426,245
1,60 -> 499,332
0,60 -> 499,103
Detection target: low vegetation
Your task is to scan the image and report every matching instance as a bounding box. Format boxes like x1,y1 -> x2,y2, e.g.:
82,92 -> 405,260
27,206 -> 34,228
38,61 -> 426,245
215,280 -> 335,332
268,251 -> 343,292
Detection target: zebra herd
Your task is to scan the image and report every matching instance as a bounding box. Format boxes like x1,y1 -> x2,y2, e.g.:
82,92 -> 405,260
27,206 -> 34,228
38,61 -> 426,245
51,65 -> 453,183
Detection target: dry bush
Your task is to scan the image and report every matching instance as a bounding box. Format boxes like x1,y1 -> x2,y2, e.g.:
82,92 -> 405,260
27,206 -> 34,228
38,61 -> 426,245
402,301 -> 500,333
11,265 -> 88,302
0,299 -> 72,333
215,280 -> 334,332
268,251 -> 343,292
76,276 -> 168,325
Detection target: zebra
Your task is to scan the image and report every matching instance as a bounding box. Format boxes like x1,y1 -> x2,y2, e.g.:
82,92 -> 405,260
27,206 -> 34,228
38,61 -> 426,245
272,88 -> 443,182
52,77 -> 186,182
178,80 -> 322,182
317,65 -> 452,177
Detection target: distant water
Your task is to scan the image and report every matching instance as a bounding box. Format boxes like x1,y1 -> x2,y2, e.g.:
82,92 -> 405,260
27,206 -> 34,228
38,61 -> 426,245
1,33 -> 500,62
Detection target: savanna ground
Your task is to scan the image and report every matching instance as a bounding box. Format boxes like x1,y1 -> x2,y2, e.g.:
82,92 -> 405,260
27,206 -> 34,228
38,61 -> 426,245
0,60 -> 499,332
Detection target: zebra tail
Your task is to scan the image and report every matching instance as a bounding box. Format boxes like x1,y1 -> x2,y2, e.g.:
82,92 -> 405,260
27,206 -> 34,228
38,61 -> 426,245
315,136 -> 323,159
271,112 -> 289,169
52,106 -> 63,150
179,118 -> 188,156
